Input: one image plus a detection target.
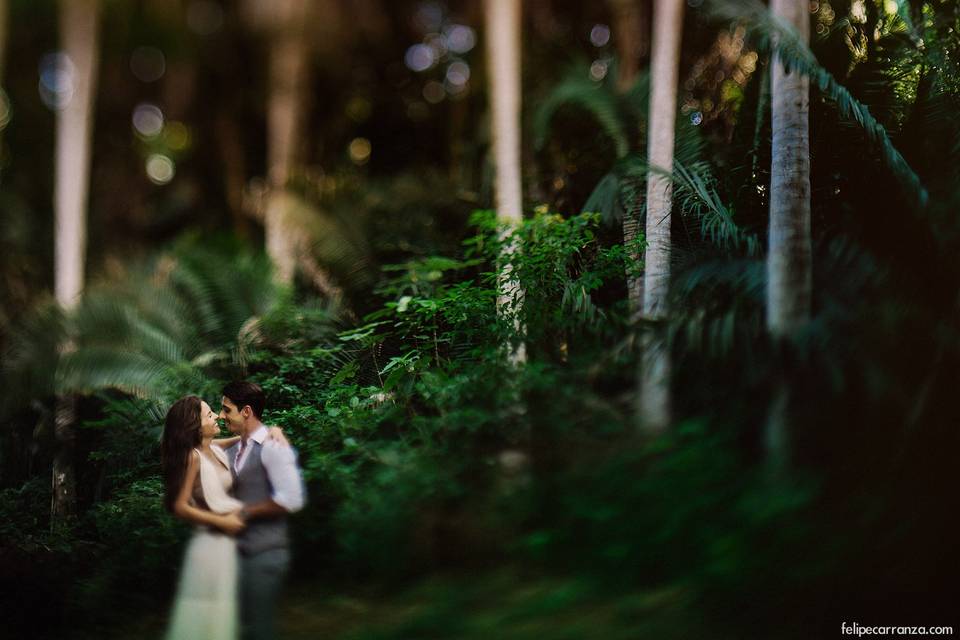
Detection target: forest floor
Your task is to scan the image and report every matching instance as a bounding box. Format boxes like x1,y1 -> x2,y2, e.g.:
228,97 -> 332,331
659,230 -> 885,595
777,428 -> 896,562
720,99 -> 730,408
95,568 -> 720,639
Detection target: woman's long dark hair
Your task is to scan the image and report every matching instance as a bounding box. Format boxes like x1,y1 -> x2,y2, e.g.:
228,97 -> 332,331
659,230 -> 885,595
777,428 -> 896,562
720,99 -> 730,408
161,395 -> 202,512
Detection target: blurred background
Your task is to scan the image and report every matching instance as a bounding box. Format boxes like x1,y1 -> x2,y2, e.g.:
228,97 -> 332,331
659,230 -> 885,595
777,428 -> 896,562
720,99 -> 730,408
1,0 -> 959,638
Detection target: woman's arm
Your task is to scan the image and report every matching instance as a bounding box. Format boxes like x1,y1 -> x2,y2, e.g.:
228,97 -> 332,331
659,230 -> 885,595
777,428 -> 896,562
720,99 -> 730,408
212,427 -> 287,449
172,451 -> 245,534
212,435 -> 241,449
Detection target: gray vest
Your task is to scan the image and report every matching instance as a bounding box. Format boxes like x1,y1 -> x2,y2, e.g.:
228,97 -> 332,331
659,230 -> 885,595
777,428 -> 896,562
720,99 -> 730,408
228,440 -> 290,556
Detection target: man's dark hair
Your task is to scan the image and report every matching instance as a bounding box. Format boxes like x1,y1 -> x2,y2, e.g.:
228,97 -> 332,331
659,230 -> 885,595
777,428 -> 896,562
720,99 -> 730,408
222,381 -> 265,419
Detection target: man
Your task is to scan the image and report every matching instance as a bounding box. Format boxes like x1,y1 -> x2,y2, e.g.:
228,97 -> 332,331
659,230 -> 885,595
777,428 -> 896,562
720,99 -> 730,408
219,381 -> 305,640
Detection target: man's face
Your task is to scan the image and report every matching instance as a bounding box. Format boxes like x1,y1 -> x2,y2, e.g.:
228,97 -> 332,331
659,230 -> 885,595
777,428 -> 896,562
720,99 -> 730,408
219,397 -> 246,435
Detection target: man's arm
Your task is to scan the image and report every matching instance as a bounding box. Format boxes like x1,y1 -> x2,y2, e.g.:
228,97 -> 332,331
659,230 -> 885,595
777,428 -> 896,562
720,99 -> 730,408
173,451 -> 246,534
242,439 -> 306,521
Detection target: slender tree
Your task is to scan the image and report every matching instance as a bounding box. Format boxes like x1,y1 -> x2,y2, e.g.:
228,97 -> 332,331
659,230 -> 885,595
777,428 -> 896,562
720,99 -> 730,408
241,0 -> 318,283
608,0 -> 650,93
608,0 -> 651,318
0,0 -> 8,167
767,0 -> 811,336
0,0 -> 8,91
264,0 -> 313,284
639,0 -> 683,431
765,0 -> 811,466
244,0 -> 356,293
484,0 -> 525,363
52,0 -> 101,522
54,0 -> 99,310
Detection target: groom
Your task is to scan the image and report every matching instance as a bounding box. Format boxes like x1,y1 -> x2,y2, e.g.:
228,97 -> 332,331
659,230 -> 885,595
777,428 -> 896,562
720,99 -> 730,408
220,381 -> 305,640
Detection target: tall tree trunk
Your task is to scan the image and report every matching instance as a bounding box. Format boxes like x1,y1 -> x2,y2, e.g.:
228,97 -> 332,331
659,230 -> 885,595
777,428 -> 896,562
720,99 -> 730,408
484,0 -> 525,363
0,0 -> 7,77
52,0 -> 101,523
608,0 -> 650,93
264,0 -> 312,284
610,0 -> 652,320
767,0 -> 811,337
766,0 -> 811,467
638,0 -> 683,432
0,0 -> 8,175
55,0 -> 99,309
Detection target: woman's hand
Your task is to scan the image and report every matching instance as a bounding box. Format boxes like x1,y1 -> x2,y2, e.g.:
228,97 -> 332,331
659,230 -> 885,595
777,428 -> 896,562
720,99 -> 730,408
267,425 -> 290,447
220,511 -> 246,535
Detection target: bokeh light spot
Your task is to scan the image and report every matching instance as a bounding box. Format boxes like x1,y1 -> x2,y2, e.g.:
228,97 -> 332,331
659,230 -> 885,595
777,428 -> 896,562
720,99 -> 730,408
590,24 -> 611,47
164,121 -> 191,151
346,96 -> 373,123
445,61 -> 470,87
146,154 -> 175,184
349,137 -> 372,165
132,103 -> 164,138
130,46 -> 166,82
404,44 -> 436,72
443,24 -> 476,54
425,33 -> 448,58
413,1 -> 444,32
187,1 -> 224,36
38,52 -> 75,111
589,60 -> 608,81
423,81 -> 445,104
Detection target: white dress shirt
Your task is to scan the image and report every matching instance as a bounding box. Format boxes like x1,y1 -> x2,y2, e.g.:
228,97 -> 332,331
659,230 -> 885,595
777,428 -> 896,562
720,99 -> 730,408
235,425 -> 306,513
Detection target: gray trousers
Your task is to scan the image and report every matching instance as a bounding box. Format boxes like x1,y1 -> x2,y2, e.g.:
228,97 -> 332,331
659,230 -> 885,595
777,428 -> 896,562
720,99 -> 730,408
238,548 -> 290,640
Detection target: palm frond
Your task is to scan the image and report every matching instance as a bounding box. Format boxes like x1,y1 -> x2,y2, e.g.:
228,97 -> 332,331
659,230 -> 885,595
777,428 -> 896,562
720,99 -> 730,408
532,62 -> 641,158
0,300 -> 64,412
284,192 -> 379,296
705,0 -> 929,209
3,242 -> 296,404
671,162 -> 762,257
581,171 -> 626,225
57,346 -> 199,400
667,258 -> 766,358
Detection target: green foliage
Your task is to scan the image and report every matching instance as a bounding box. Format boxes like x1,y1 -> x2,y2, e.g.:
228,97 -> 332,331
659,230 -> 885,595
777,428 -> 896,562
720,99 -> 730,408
532,61 -> 645,160
4,4 -> 960,638
2,238 -> 286,404
705,0 -> 929,208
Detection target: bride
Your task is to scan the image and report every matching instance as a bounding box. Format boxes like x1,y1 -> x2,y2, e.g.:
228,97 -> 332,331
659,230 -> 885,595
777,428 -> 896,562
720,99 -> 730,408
160,395 -> 285,640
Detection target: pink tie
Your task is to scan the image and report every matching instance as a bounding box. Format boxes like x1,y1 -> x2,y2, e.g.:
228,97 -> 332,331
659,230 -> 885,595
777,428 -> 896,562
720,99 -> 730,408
236,440 -> 245,471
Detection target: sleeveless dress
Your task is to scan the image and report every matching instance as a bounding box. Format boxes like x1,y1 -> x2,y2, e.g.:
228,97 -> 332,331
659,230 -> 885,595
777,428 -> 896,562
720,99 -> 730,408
165,446 -> 244,640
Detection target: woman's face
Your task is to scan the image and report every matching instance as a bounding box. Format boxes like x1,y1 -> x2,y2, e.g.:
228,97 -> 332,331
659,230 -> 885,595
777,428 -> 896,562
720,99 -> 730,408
198,400 -> 220,439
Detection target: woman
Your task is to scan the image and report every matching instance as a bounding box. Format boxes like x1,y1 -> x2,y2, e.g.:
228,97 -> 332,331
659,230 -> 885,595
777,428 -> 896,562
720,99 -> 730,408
160,395 -> 285,640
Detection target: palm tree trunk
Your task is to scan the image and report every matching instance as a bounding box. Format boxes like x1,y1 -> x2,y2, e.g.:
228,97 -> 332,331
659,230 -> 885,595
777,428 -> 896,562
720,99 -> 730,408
767,0 -> 811,337
55,0 -> 99,309
623,211 -> 644,319
52,394 -> 78,525
638,0 -> 683,432
0,0 -> 8,173
610,0 -> 651,320
484,0 -> 525,363
52,0 -> 101,523
264,0 -> 312,284
766,0 -> 811,467
608,0 -> 650,93
0,0 -> 8,90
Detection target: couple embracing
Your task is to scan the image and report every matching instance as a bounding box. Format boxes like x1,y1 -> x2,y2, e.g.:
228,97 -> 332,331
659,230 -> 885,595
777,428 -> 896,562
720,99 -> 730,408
160,381 -> 305,640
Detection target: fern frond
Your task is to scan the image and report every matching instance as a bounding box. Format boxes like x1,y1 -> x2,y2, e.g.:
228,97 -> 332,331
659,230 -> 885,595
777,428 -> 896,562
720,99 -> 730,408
532,63 -> 638,158
705,0 -> 929,209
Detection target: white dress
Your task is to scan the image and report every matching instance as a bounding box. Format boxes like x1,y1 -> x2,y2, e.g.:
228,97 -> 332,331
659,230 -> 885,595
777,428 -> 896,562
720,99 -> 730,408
165,446 -> 244,640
